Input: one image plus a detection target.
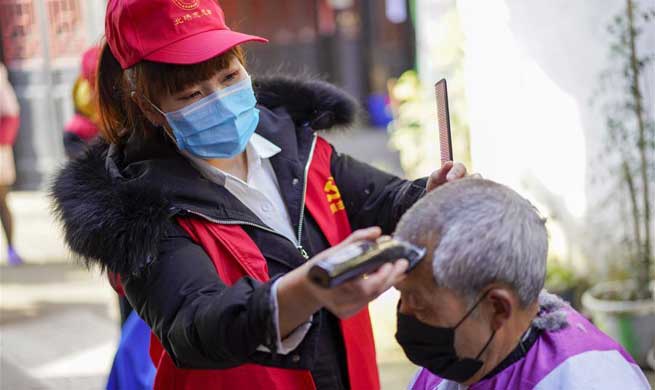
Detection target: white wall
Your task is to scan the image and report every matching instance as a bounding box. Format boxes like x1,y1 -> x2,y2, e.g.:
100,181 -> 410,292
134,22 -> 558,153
417,0 -> 655,273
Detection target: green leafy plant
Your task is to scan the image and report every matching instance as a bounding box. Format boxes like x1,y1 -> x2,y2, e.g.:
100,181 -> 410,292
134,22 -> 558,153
546,260 -> 578,292
546,256 -> 590,309
387,70 -> 438,179
387,5 -> 471,179
596,0 -> 654,300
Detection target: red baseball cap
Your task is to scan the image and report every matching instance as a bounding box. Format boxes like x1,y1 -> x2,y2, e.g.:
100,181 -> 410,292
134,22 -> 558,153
105,0 -> 268,69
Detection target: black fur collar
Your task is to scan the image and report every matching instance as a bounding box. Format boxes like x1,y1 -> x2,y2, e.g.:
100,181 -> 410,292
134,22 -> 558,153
50,76 -> 358,276
254,76 -> 358,130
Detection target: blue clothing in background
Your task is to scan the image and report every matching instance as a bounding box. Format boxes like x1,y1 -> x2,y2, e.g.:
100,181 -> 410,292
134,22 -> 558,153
107,311 -> 156,390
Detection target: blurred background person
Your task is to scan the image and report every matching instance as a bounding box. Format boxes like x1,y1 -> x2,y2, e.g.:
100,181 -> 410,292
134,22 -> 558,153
63,46 -> 101,160
0,61 -> 22,266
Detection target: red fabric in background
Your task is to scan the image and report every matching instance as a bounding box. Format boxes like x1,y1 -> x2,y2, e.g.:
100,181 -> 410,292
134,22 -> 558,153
0,115 -> 19,145
64,114 -> 99,141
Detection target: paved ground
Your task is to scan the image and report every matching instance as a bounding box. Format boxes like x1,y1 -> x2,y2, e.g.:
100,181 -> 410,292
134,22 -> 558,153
1,127 -> 653,389
1,264 -> 119,389
0,182 -> 119,389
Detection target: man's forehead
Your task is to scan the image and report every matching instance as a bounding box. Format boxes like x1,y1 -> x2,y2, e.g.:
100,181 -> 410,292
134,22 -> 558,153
404,256 -> 464,299
403,257 -> 438,291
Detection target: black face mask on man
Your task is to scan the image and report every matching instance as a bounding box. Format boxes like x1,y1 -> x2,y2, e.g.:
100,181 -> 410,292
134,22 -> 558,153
395,291 -> 496,383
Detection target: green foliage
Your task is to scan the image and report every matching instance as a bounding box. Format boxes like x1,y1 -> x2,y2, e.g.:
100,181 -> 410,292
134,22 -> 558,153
387,5 -> 472,179
546,260 -> 578,291
388,70 -> 439,179
594,0 -> 654,300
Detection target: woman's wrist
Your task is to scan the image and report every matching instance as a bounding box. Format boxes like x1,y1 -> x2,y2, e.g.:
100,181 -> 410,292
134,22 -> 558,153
276,265 -> 322,338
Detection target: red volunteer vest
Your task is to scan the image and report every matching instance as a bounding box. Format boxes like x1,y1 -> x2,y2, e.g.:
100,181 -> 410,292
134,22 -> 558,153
149,137 -> 380,390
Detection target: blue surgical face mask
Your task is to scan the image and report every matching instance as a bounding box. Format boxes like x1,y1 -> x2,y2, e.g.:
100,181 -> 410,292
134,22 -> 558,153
149,76 -> 260,159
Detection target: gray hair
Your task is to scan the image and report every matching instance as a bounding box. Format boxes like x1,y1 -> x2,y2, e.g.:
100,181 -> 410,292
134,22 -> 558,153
394,178 -> 548,307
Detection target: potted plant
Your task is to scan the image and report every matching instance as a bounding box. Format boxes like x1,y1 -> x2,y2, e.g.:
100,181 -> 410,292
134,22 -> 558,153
582,0 -> 655,367
546,256 -> 589,310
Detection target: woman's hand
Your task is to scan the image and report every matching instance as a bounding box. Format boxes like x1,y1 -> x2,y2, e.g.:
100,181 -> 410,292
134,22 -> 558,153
304,227 -> 409,319
426,161 -> 470,192
276,227 -> 408,337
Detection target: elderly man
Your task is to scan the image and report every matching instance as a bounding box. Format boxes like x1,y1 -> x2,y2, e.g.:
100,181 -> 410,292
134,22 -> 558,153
393,179 -> 650,389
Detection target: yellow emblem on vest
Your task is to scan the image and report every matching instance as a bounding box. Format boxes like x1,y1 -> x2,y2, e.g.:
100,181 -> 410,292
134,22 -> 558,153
324,176 -> 345,214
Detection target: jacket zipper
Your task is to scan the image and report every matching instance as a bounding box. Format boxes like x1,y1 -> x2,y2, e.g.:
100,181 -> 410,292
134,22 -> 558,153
184,134 -> 318,260
295,135 -> 318,259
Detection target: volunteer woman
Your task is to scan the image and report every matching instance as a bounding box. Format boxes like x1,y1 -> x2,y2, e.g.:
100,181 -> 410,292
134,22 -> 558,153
51,1 -> 467,389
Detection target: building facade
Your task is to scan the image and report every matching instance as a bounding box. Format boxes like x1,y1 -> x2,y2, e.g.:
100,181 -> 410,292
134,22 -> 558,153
0,0 -> 104,189
0,0 -> 414,189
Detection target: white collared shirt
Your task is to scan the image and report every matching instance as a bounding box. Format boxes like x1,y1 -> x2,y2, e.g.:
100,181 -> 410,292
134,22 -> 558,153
185,133 -> 298,244
184,133 -> 311,355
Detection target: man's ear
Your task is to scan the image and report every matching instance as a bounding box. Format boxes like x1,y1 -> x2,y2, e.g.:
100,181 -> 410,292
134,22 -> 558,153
486,288 -> 514,331
131,91 -> 165,127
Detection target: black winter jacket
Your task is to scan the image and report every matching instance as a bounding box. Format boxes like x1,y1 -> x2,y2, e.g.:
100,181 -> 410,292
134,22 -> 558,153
51,77 -> 426,389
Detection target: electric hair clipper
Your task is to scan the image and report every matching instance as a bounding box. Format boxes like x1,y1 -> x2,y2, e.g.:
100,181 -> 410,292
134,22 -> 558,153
308,237 -> 426,288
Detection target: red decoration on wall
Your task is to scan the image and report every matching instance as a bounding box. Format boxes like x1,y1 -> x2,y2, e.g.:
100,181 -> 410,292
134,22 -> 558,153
0,0 -> 42,65
318,0 -> 336,35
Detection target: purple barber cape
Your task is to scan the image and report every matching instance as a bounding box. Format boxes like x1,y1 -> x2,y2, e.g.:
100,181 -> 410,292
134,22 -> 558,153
409,292 -> 650,390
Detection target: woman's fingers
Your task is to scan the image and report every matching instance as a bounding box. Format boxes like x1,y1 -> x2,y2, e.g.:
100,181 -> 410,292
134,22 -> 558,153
359,263 -> 394,297
306,229 -> 409,318
430,161 -> 453,185
343,226 -> 382,245
376,259 -> 409,297
446,162 -> 467,181
388,259 -> 409,284
427,161 -> 470,192
340,259 -> 409,303
306,227 -> 383,266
